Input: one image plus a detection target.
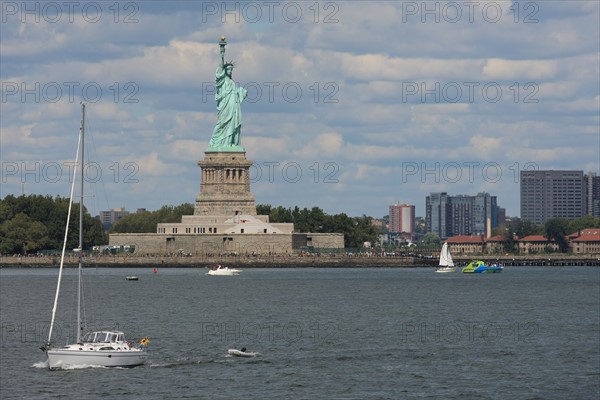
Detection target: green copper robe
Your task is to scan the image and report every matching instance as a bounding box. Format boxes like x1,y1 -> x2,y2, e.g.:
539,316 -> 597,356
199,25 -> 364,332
207,65 -> 247,151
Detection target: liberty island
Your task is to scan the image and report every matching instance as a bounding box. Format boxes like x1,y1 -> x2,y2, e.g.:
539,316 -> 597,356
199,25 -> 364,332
109,38 -> 344,255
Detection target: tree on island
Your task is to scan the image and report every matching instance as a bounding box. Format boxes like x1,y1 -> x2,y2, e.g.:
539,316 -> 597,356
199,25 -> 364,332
256,204 -> 382,248
109,204 -> 194,233
544,218 -> 570,253
0,194 -> 106,254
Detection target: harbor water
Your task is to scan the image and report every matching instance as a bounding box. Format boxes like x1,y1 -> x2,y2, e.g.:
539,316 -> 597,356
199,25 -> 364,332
1,266 -> 598,399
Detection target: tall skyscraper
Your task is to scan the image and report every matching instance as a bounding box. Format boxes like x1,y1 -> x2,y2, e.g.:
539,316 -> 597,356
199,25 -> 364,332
473,192 -> 497,237
426,192 -> 450,239
587,172 -> 600,217
426,192 -> 499,239
449,195 -> 472,238
520,170 -> 585,225
389,204 -> 415,241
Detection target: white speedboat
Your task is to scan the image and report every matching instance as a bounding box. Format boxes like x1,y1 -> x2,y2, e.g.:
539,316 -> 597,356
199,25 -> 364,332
42,104 -> 148,369
435,242 -> 456,273
207,265 -> 241,276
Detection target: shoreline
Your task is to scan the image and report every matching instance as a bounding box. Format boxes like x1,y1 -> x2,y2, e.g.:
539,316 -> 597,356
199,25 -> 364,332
2,254 -> 599,268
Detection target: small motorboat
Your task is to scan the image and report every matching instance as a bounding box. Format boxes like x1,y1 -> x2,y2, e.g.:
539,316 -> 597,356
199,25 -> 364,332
126,276 -> 139,281
207,265 -> 241,276
228,348 -> 260,357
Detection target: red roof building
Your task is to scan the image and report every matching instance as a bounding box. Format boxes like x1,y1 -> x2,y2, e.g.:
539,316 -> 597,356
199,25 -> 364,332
518,235 -> 558,254
441,229 -> 599,255
446,235 -> 485,255
485,235 -> 506,255
569,229 -> 600,254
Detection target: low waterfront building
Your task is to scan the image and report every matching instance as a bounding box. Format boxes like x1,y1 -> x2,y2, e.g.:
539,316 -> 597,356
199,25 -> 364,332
438,231 -> 599,255
569,229 -> 600,254
517,235 -> 559,254
485,235 -> 506,255
445,235 -> 485,255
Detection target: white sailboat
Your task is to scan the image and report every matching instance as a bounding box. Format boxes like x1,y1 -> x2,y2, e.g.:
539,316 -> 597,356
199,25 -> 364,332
435,242 -> 456,273
41,104 -> 148,369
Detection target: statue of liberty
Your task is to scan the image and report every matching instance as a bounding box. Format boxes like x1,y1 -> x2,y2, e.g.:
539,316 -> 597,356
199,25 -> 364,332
207,37 -> 248,152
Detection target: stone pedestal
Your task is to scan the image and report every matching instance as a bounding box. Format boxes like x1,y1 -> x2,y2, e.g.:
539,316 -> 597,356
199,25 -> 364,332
194,151 -> 256,216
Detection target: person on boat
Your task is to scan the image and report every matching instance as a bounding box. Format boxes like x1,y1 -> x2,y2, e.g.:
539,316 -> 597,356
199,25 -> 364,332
138,337 -> 150,349
241,347 -> 247,352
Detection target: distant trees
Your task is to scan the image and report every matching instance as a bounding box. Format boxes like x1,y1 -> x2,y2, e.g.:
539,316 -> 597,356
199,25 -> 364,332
568,214 -> 600,231
0,194 -> 106,254
512,218 -> 541,238
495,225 -> 517,253
0,213 -> 48,254
420,233 -> 441,245
110,204 -> 194,233
544,218 -> 572,253
256,204 -> 382,248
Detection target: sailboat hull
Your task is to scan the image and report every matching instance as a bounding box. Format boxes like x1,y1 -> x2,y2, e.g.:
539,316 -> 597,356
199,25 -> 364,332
47,347 -> 147,369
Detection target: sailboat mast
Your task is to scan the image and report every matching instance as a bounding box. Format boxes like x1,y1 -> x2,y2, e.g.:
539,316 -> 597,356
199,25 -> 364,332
77,103 -> 85,343
46,109 -> 82,347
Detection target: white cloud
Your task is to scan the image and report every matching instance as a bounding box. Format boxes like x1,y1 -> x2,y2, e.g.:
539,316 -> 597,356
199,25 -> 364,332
482,58 -> 557,80
1,1 -> 598,218
295,132 -> 344,159
468,135 -> 503,159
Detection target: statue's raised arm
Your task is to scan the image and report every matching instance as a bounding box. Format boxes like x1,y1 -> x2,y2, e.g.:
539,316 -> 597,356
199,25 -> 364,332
218,36 -> 225,69
206,37 -> 248,152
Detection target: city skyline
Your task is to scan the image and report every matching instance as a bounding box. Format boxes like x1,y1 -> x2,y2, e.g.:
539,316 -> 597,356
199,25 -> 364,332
2,1 -> 599,219
426,191 -> 502,239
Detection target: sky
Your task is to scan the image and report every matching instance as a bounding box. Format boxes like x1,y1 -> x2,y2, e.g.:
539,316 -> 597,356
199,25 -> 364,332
1,0 -> 599,220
